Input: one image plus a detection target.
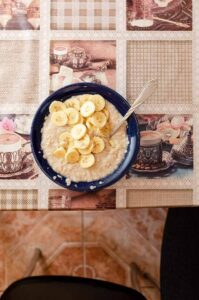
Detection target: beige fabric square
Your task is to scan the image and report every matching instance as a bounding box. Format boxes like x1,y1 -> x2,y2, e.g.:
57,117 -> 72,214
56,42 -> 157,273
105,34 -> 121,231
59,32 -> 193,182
0,41 -> 39,105
51,0 -> 116,30
0,190 -> 38,210
127,41 -> 192,104
127,190 -> 193,208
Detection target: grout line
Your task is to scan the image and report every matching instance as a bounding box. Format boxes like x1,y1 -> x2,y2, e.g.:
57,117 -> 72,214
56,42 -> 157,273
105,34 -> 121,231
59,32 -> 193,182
116,189 -> 126,208
50,30 -> 192,41
38,0 -> 51,209
81,211 -> 87,277
192,0 -> 199,205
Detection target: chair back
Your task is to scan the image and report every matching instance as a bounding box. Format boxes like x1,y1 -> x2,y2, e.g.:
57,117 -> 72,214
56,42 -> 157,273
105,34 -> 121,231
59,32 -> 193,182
1,276 -> 147,300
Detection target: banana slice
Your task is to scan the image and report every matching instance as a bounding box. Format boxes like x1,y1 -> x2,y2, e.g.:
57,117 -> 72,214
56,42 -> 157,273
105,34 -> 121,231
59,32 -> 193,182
65,148 -> 80,163
109,138 -> 117,148
59,132 -> 72,148
49,101 -> 66,113
65,98 -> 80,111
51,111 -> 68,126
86,119 -> 95,130
92,137 -> 105,154
90,94 -> 105,111
53,147 -> 66,158
74,134 -> 90,149
80,101 -> 95,118
71,124 -> 87,140
102,107 -> 109,119
90,112 -> 107,128
78,115 -> 84,124
98,122 -> 111,137
80,154 -> 95,169
78,94 -> 91,106
65,108 -> 80,125
78,141 -> 94,155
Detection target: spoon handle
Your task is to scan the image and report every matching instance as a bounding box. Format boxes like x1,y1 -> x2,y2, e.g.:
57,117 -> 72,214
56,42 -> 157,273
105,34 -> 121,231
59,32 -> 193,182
110,79 -> 158,137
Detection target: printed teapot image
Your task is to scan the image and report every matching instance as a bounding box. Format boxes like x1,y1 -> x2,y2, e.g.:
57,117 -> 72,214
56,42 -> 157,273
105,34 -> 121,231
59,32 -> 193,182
65,47 -> 91,70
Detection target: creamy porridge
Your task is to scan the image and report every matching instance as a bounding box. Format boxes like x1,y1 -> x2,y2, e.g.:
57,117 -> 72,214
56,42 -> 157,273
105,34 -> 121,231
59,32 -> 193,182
41,94 -> 128,183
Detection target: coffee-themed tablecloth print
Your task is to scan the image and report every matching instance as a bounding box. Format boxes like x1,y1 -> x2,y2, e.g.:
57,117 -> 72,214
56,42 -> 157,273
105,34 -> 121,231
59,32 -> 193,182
49,189 -> 116,210
0,0 -> 198,209
127,114 -> 193,179
0,114 -> 38,180
0,0 -> 40,30
127,0 -> 192,31
50,40 -> 116,92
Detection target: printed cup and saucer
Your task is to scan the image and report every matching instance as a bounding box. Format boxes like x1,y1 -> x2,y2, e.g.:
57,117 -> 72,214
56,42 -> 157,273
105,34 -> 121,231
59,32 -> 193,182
0,131 -> 33,179
132,130 -> 174,174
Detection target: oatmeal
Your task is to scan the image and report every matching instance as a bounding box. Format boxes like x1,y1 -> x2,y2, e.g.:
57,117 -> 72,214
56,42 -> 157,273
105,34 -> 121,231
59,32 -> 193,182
41,94 -> 128,182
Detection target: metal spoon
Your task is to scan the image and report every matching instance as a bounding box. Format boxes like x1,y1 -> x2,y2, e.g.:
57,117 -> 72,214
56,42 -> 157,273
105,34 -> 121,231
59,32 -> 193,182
110,79 -> 158,137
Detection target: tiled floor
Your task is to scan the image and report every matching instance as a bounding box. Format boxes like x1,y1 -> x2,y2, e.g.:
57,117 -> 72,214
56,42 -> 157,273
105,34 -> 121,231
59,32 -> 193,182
0,209 -> 167,300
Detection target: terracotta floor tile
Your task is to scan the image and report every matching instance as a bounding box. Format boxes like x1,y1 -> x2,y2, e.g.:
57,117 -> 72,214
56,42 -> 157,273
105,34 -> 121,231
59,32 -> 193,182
0,211 -> 47,250
83,209 -> 165,290
47,247 -> 84,276
85,246 -> 127,286
5,211 -> 83,288
1,209 -> 165,300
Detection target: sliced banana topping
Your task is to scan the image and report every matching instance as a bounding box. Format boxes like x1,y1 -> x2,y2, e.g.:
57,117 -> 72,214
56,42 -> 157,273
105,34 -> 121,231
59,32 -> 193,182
92,137 -> 105,154
51,111 -> 68,126
59,132 -> 72,145
90,112 -> 107,128
90,94 -> 105,111
109,138 -> 117,148
80,154 -> 95,169
49,101 -> 66,113
65,148 -> 80,163
78,141 -> 94,155
48,94 -> 117,170
98,122 -> 111,138
78,94 -> 92,106
102,107 -> 109,119
65,108 -> 80,125
53,147 -> 66,158
71,124 -> 87,140
65,98 -> 80,111
78,115 -> 84,124
80,101 -> 95,118
74,134 -> 90,150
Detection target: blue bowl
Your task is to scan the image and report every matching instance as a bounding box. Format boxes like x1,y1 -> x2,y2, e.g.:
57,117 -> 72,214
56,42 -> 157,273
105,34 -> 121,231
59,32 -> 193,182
31,83 -> 140,192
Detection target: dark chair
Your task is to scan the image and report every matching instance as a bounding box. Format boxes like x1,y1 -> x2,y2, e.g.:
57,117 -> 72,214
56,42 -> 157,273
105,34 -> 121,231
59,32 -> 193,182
1,276 -> 147,300
1,250 -> 146,300
161,207 -> 199,300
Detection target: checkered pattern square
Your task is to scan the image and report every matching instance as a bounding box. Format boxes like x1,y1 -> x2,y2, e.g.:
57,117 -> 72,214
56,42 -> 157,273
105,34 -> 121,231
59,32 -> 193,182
51,0 -> 116,30
127,41 -> 192,104
0,190 -> 38,210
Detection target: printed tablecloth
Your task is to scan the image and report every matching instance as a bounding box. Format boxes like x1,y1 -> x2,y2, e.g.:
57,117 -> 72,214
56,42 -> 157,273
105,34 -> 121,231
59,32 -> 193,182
0,0 -> 197,210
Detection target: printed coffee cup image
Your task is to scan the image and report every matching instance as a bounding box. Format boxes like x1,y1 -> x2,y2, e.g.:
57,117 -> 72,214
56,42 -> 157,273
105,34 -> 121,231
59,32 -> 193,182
130,0 -> 154,27
137,130 -> 163,165
0,132 -> 31,174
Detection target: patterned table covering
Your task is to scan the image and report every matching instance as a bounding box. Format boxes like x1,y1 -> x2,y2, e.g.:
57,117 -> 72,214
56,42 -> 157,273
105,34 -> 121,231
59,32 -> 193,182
0,0 -> 197,210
